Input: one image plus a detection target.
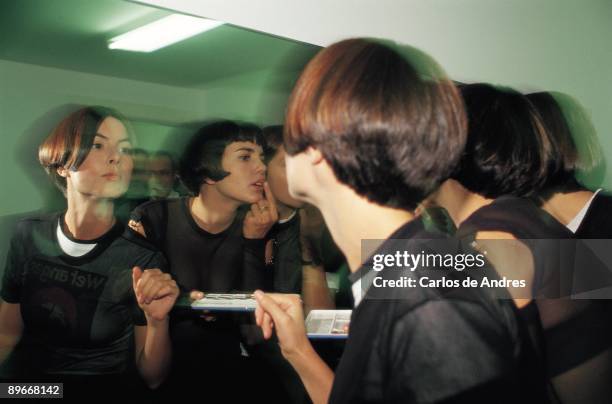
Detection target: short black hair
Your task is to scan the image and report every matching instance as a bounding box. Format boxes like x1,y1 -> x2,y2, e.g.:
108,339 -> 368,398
179,120 -> 264,194
284,38 -> 466,210
451,83 -> 552,198
262,125 -> 283,161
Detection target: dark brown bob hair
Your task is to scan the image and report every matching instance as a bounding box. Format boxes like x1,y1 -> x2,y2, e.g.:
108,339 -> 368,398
527,91 -> 603,193
284,38 -> 466,210
452,83 -> 552,199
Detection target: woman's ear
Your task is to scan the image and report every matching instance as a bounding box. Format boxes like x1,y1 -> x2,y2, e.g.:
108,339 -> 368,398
305,147 -> 324,165
57,166 -> 69,178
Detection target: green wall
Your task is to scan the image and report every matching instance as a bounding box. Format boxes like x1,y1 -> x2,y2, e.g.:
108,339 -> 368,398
0,58 -> 291,267
0,59 -> 288,216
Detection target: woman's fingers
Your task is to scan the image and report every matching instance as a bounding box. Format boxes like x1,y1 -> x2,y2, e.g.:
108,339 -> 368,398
262,312 -> 273,339
190,290 -> 204,302
134,269 -> 177,304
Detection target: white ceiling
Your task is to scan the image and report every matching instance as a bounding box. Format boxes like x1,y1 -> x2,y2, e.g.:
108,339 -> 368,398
132,0 -> 612,185
131,0 -> 611,86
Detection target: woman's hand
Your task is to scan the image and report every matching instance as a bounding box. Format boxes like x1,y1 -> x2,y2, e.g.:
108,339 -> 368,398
189,290 -> 216,322
243,182 -> 279,239
133,269 -> 177,389
253,290 -> 310,360
132,267 -> 179,323
254,290 -> 334,404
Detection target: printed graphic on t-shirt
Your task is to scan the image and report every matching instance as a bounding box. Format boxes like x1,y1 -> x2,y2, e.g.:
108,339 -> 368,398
21,258 -> 108,347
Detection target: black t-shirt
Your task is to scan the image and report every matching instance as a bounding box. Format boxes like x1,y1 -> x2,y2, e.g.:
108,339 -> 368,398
0,213 -> 165,377
129,198 -> 266,380
330,219 -> 548,404
265,212 -> 302,293
574,192 -> 612,238
130,197 -> 265,293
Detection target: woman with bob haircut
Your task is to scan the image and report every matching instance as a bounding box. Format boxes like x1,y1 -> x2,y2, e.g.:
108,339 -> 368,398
253,39 -> 548,404
527,91 -> 612,404
431,83 -> 610,403
128,120 -> 277,400
0,106 -> 178,395
527,91 -> 610,237
431,84 -> 563,307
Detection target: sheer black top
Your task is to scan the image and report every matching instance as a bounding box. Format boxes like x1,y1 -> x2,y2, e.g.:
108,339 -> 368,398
457,196 -> 612,403
129,198 -> 267,387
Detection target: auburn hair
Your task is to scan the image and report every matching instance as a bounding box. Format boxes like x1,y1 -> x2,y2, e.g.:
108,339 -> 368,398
284,38 -> 467,210
38,106 -> 131,194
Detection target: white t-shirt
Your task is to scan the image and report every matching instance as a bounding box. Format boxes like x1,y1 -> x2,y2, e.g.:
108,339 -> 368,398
56,219 -> 97,257
566,189 -> 602,233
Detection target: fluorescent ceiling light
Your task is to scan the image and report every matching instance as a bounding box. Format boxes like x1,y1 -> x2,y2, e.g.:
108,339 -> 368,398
108,14 -> 223,52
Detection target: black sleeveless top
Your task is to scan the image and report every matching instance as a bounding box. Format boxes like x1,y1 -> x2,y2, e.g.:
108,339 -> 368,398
457,196 -> 612,403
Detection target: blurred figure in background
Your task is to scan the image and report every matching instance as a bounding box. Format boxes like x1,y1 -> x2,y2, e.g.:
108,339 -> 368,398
262,125 -> 306,294
148,151 -> 180,200
263,125 -> 334,312
126,148 -> 151,199
115,148 -> 150,222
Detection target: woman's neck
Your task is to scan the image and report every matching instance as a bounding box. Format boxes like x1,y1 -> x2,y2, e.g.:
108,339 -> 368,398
540,189 -> 595,226
276,201 -> 296,222
317,186 -> 414,272
64,192 -> 115,240
432,179 -> 494,227
191,186 -> 240,234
